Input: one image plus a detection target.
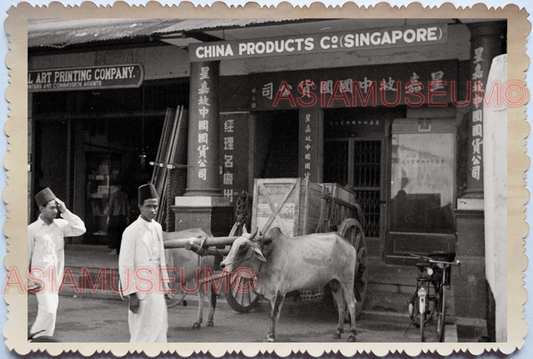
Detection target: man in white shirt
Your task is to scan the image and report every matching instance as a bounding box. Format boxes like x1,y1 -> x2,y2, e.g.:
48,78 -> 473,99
118,183 -> 170,342
28,187 -> 86,339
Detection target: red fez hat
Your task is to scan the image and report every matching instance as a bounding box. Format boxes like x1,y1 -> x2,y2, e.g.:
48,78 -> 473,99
138,183 -> 158,205
35,187 -> 57,207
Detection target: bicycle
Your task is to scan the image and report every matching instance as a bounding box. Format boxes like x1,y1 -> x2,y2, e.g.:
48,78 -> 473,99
407,252 -> 460,342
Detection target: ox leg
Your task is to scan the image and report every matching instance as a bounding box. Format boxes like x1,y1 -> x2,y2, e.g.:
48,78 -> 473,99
193,290 -> 204,329
342,283 -> 357,342
206,284 -> 217,327
267,292 -> 285,342
330,281 -> 346,339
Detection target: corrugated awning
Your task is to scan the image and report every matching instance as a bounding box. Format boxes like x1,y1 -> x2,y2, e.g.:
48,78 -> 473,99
28,18 -> 293,50
28,19 -> 183,49
154,18 -> 288,34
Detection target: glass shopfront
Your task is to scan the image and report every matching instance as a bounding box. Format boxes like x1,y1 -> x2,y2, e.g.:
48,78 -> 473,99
389,132 -> 455,234
385,118 -> 457,261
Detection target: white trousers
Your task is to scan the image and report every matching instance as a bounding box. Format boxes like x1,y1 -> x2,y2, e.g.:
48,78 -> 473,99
30,291 -> 59,338
128,290 -> 168,343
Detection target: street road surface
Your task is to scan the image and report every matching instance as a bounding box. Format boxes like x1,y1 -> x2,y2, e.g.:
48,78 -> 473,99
28,293 -> 440,342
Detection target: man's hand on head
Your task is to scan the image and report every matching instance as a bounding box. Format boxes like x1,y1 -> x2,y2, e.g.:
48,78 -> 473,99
55,198 -> 66,213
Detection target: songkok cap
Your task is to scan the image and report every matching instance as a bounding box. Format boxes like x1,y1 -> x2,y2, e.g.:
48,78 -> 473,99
35,187 -> 57,207
138,183 -> 158,205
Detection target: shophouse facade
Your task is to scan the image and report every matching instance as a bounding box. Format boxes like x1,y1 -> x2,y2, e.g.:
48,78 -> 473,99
27,18 -> 507,341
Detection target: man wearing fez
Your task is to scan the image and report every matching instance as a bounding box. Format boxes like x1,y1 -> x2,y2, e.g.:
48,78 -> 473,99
119,183 -> 170,342
28,187 -> 86,339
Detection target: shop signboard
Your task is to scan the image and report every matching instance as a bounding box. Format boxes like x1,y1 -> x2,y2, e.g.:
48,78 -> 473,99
250,60 -> 458,110
189,24 -> 447,62
219,112 -> 250,203
299,109 -> 321,183
27,64 -> 144,92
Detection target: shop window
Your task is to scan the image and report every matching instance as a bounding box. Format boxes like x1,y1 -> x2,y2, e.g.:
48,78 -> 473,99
390,132 -> 455,233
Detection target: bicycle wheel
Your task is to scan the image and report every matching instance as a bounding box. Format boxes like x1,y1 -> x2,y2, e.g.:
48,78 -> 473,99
418,284 -> 430,342
420,309 -> 426,342
409,284 -> 434,328
408,290 -> 420,327
437,285 -> 446,342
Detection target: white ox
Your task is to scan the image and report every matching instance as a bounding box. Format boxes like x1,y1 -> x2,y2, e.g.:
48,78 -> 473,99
220,226 -> 357,342
164,228 -> 219,329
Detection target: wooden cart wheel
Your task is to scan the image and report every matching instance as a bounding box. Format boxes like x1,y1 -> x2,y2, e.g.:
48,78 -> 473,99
166,291 -> 187,308
223,221 -> 260,313
225,275 -> 260,313
165,271 -> 188,308
338,218 -> 368,319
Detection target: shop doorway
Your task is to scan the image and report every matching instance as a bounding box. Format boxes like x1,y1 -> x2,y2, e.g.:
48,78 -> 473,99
323,107 -> 393,258
324,138 -> 385,258
385,118 -> 457,263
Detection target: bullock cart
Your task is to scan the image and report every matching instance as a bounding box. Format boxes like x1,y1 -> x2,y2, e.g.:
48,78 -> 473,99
227,178 -> 369,317
162,178 -> 368,319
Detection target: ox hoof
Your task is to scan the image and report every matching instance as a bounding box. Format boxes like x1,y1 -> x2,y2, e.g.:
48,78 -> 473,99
266,335 -> 275,342
192,322 -> 201,330
347,335 -> 356,342
332,332 -> 342,340
207,321 -> 214,327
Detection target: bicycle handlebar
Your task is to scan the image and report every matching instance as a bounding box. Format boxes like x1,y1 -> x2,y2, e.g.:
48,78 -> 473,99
405,253 -> 461,266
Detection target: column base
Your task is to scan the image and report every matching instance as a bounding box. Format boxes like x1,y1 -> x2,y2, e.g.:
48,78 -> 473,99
171,196 -> 233,237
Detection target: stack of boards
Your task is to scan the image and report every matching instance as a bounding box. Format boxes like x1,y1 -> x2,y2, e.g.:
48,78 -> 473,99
150,105 -> 188,228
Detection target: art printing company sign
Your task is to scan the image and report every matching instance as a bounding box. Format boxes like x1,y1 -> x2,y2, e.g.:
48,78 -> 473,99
28,64 -> 144,92
190,24 -> 447,62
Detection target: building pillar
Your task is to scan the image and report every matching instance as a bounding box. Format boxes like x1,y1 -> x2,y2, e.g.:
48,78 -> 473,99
185,61 -> 222,197
463,21 -> 507,198
173,60 -> 232,237
453,21 -> 506,341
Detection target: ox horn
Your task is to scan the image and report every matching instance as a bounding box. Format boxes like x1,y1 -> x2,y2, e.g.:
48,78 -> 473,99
247,228 -> 259,241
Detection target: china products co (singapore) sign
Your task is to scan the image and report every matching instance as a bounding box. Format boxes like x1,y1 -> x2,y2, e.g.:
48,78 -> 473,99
28,64 -> 144,92
190,24 -> 447,61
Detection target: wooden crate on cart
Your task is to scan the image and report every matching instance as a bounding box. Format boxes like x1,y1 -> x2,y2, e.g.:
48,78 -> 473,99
250,178 -> 368,316
252,178 -> 324,236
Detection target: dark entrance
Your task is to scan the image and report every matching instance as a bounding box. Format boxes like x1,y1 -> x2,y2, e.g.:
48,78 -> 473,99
253,110 -> 300,179
323,107 -> 402,258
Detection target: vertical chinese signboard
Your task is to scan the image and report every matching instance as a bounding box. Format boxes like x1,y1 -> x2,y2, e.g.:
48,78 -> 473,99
464,22 -> 506,197
219,112 -> 250,203
298,108 -> 322,183
186,61 -> 220,196
469,45 -> 486,193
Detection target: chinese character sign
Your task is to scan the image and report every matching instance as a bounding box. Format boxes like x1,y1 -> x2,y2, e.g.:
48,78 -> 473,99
187,61 -> 220,195
299,109 -> 321,182
469,47 -> 485,185
220,113 -> 250,203
250,60 -> 457,110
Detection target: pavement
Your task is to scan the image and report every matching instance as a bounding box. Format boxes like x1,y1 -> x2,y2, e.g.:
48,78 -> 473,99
30,286 -> 454,343
52,243 -> 459,343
